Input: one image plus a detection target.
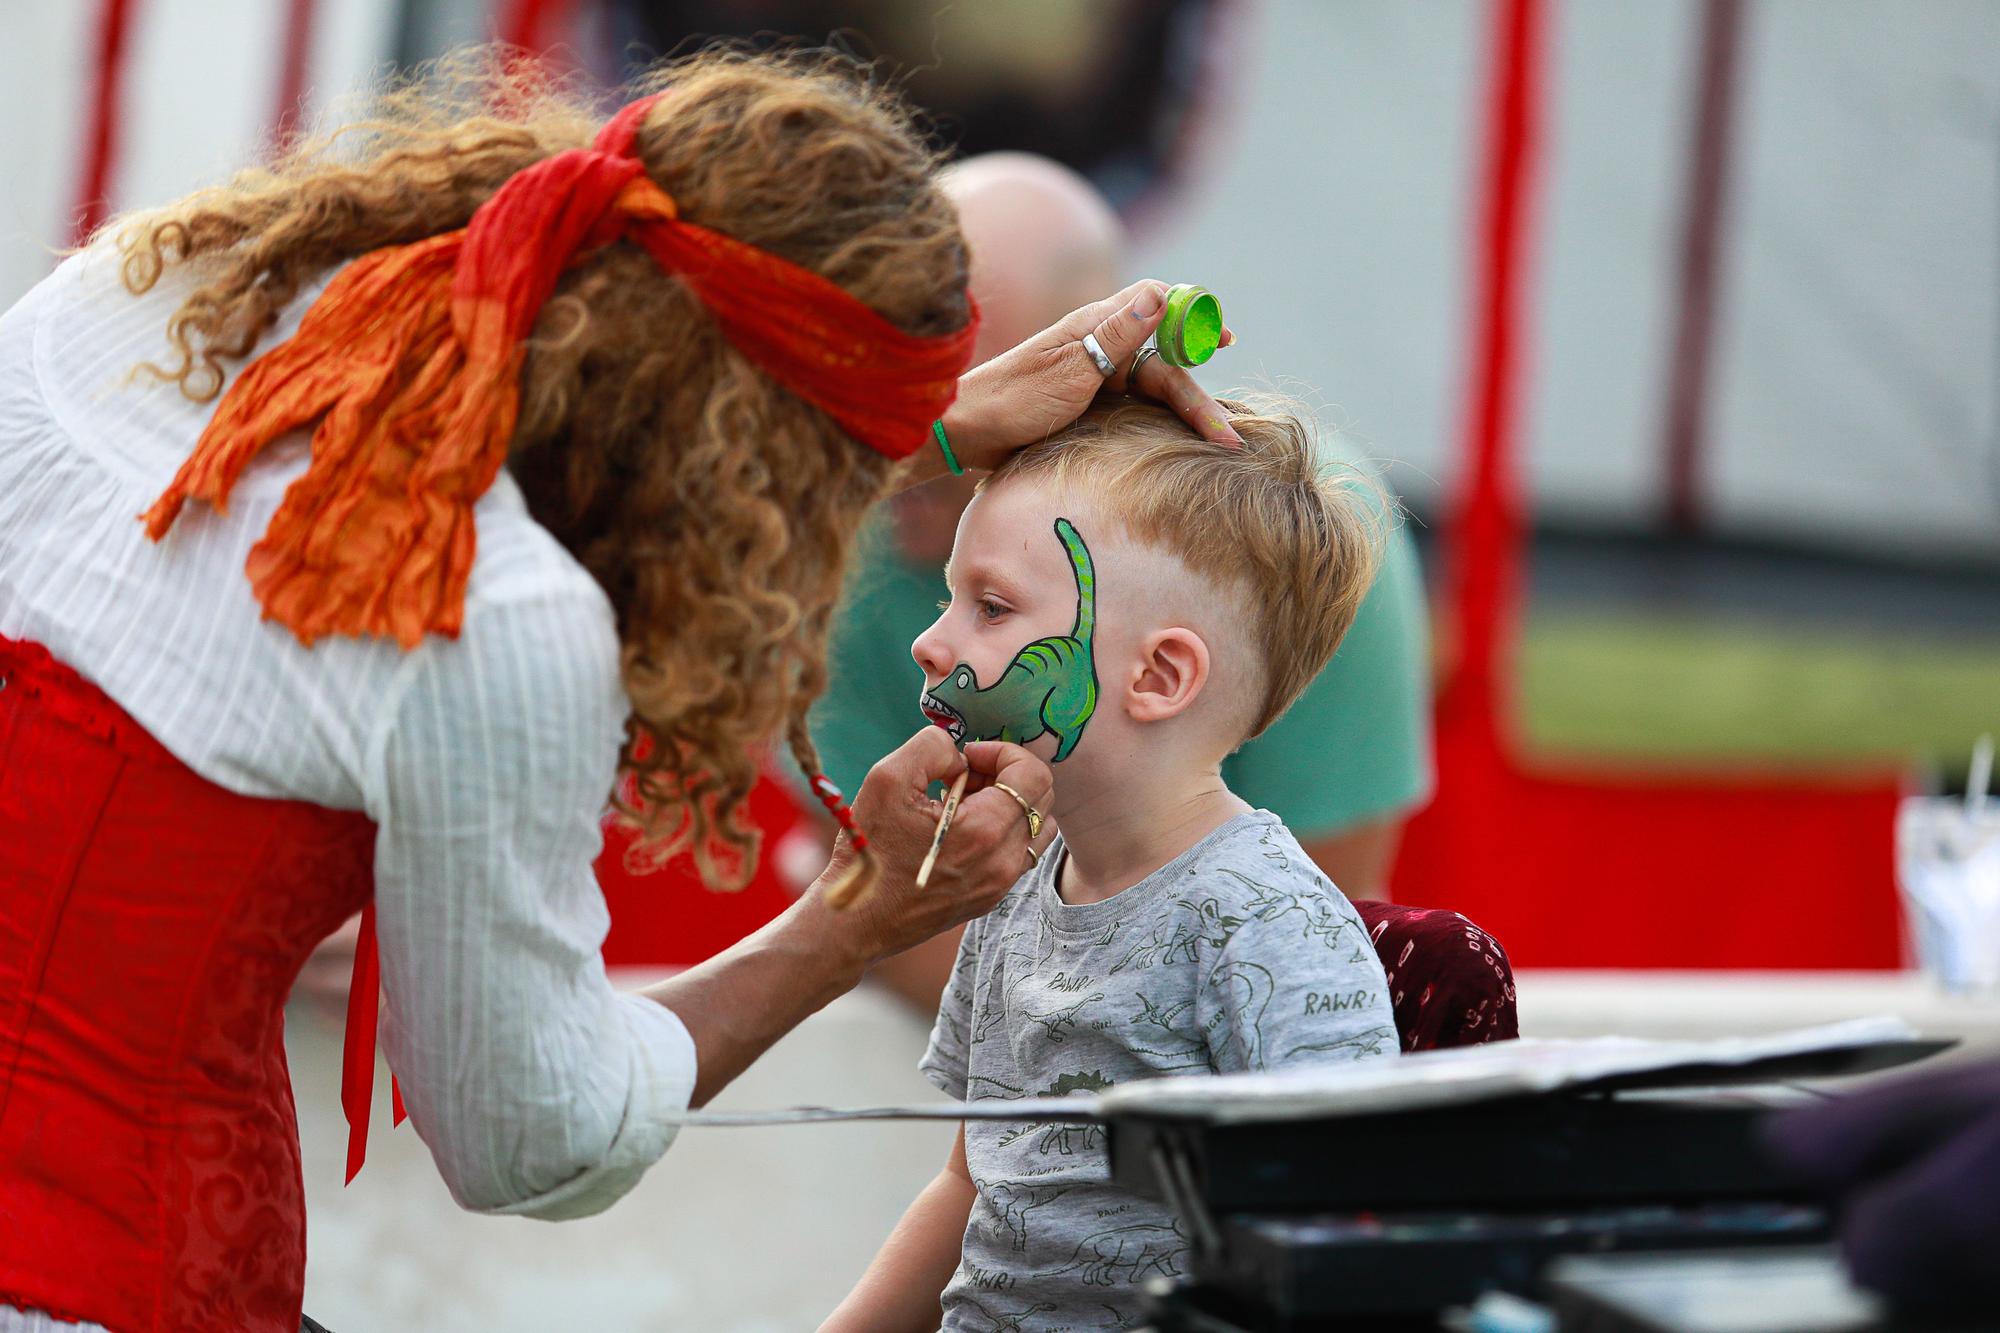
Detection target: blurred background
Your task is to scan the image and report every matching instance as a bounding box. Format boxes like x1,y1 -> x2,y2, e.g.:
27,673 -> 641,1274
12,1 -> 1997,784
6,1 -> 1996,1327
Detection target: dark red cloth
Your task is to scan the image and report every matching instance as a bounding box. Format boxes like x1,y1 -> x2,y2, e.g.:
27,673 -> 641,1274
1353,900 -> 1519,1052
0,636 -> 376,1333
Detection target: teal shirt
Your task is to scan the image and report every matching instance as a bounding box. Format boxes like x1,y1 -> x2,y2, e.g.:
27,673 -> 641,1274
808,502 -> 1433,840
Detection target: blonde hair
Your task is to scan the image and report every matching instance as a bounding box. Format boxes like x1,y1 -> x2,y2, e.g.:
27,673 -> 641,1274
112,47 -> 970,891
991,398 -> 1384,739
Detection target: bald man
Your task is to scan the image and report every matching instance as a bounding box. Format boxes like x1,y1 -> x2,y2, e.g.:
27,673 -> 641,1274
880,155 -> 1123,573
809,153 -> 1434,1010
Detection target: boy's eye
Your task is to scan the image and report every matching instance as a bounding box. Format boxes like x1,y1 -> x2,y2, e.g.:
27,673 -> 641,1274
977,599 -> 1008,622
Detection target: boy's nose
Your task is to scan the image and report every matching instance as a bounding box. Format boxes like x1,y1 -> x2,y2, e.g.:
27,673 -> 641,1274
911,617 -> 953,683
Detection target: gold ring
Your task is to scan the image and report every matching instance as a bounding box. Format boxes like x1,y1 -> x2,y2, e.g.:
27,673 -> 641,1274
1025,843 -> 1041,869
990,781 -> 1044,841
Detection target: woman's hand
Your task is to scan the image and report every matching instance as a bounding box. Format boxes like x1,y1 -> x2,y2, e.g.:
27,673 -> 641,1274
937,279 -> 1243,475
641,728 -> 1050,1108
820,728 -> 1053,966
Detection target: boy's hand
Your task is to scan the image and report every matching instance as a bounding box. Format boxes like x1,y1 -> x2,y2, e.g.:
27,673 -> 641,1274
828,729 -> 1052,965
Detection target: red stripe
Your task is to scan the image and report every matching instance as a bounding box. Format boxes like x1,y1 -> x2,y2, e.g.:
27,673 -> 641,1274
270,0 -> 317,147
1394,0 -> 1902,973
1661,0 -> 1746,534
1441,0 -> 1545,750
70,0 -> 137,245
498,0 -> 571,50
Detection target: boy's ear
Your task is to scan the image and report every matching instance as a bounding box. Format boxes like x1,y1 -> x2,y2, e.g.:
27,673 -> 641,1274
1125,628 -> 1210,724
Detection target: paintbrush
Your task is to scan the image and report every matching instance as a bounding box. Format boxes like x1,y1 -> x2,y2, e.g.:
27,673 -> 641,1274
914,769 -> 971,890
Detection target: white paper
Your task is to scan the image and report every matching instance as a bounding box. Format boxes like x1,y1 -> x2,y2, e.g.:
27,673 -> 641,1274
668,1017 -> 1922,1128
1091,1016 -> 1918,1123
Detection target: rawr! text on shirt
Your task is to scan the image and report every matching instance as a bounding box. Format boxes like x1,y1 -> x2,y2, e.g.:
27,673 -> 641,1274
1305,989 -> 1376,1016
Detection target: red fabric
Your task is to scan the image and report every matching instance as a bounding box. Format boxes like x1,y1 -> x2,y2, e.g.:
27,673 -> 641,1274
498,0 -> 574,51
70,0 -> 137,244
143,91 -> 979,650
1353,900 -> 1518,1052
340,902 -> 407,1184
1393,736 -> 1905,969
1662,0 -> 1746,533
1441,0 -> 1541,746
599,770 -> 808,967
1396,0 -> 1904,968
0,635 -> 376,1333
269,0 -> 316,145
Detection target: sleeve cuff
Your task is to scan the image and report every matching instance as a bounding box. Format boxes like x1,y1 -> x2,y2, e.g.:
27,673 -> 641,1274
917,1052 -> 965,1101
477,993 -> 699,1222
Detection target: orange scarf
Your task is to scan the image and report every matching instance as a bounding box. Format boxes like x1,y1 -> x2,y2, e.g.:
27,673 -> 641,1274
142,92 -> 978,647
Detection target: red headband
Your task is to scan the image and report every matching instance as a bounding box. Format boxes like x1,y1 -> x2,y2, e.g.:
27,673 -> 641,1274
142,92 -> 979,648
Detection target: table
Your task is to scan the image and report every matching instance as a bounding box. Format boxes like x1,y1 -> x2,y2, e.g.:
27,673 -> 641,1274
1516,970 -> 2000,1056
289,970 -> 1997,1330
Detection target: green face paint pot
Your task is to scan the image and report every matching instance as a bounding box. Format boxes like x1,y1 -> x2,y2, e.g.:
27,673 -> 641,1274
1155,284 -> 1224,368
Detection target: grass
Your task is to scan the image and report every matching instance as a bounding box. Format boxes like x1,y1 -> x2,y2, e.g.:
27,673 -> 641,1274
1515,614 -> 2000,776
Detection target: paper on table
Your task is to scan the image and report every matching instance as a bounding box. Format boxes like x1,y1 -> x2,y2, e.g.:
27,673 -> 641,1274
1094,1016 -> 1923,1122
667,1017 -> 1925,1128
664,1098 -> 1098,1127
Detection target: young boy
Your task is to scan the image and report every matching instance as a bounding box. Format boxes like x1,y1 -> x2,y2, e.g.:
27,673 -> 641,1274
823,400 -> 1398,1333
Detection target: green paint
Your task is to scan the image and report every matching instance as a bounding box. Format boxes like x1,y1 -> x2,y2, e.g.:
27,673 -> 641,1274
921,518 -> 1099,762
1158,284 -> 1224,368
1180,292 -> 1222,363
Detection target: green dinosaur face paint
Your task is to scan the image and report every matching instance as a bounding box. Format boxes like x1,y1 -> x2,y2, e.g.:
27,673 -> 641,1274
920,517 -> 1099,763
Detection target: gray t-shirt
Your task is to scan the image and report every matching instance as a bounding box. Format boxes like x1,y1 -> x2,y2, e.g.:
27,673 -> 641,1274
920,810 -> 1397,1332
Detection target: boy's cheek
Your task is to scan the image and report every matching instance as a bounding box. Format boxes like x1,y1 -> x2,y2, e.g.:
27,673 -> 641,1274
937,639 -> 1009,686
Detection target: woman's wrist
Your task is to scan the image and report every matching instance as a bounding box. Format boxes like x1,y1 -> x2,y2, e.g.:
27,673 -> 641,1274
794,871 -> 884,981
939,364 -> 1002,471
889,374 -> 998,493
639,884 -> 871,1107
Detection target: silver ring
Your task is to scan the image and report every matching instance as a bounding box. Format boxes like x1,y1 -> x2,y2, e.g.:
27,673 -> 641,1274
1127,344 -> 1160,383
1080,333 -> 1117,378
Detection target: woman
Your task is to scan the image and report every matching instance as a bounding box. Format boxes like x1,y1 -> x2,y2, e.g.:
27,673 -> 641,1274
0,50 -> 1234,1333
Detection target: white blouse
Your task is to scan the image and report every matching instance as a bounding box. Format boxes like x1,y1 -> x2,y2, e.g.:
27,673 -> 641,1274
0,251 -> 698,1325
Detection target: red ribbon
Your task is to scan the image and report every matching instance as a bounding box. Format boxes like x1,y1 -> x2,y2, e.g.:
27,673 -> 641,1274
144,91 -> 978,649
340,903 -> 405,1184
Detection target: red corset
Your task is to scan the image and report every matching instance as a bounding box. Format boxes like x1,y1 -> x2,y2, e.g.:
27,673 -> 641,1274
0,635 -> 375,1333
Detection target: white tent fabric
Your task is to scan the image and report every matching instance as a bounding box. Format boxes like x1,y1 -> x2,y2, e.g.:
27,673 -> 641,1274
4,0 -> 1994,558
0,0 -> 399,314
1142,0 -> 2000,560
